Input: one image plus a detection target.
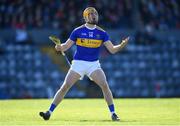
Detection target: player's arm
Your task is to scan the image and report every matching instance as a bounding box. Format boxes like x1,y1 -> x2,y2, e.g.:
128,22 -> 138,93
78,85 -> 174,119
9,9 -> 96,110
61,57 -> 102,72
55,39 -> 74,52
104,37 -> 129,54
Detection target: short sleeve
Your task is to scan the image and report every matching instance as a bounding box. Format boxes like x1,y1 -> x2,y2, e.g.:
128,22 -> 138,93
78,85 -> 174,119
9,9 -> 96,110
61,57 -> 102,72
103,31 -> 109,42
69,29 -> 77,42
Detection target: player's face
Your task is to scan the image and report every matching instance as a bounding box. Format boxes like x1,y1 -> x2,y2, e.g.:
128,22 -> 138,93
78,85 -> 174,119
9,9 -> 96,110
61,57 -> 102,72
87,11 -> 98,25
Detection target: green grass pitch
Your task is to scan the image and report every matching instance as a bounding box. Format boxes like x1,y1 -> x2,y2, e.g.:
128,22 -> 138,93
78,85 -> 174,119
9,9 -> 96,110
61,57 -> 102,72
0,98 -> 179,126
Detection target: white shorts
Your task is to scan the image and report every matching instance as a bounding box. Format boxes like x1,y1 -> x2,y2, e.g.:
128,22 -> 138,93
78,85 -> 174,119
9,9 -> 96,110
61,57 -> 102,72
70,60 -> 101,80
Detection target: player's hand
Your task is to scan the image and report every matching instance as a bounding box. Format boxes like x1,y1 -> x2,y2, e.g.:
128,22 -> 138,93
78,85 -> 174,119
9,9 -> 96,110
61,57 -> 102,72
55,45 -> 62,51
120,36 -> 129,48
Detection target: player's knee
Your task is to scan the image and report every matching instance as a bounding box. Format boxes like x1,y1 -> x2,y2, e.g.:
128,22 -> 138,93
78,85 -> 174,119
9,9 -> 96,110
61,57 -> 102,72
100,81 -> 109,90
60,85 -> 67,93
64,78 -> 74,86
60,82 -> 71,92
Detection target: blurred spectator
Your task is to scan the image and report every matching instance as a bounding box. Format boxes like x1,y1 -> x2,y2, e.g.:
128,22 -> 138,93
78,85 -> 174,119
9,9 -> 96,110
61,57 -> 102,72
139,0 -> 180,30
0,39 -> 4,54
0,0 -> 133,29
89,0 -> 133,28
1,0 -> 180,30
135,23 -> 158,45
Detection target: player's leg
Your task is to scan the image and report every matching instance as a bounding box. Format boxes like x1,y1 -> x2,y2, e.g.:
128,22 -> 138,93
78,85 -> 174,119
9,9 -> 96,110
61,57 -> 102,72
51,70 -> 81,106
90,69 -> 113,105
90,69 -> 120,121
39,70 -> 81,120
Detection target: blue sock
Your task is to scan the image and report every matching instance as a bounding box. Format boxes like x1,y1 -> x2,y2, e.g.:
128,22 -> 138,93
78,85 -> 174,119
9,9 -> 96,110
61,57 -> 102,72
108,104 -> 115,114
49,103 -> 56,113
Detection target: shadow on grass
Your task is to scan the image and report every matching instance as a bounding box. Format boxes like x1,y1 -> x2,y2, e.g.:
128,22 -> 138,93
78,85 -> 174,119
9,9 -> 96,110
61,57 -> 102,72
56,119 -> 137,122
79,119 -> 137,122
120,120 -> 137,122
79,119 -> 111,122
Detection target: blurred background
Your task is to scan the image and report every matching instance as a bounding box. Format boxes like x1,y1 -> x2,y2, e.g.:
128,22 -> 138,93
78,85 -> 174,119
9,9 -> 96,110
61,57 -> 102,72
0,0 -> 180,99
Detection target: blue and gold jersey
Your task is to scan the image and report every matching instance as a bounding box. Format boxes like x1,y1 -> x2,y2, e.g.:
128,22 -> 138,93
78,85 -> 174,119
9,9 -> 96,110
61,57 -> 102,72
69,25 -> 109,61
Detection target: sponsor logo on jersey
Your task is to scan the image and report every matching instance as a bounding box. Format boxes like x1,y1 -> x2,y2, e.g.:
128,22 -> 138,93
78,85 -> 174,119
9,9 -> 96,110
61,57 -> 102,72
76,38 -> 102,48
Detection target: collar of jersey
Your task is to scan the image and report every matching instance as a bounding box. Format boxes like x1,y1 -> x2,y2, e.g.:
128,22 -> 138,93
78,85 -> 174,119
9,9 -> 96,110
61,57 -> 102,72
85,24 -> 96,30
